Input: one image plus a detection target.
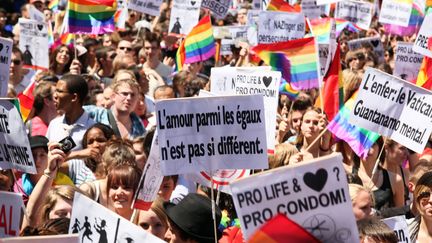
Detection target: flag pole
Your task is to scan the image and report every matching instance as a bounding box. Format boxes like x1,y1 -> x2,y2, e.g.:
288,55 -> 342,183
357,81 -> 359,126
210,171 -> 218,243
366,137 -> 387,191
304,126 -> 329,152
73,34 -> 78,59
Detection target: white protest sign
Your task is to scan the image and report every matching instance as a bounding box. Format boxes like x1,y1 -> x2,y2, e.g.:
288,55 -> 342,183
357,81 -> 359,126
349,68 -> 432,153
0,235 -> 79,243
18,18 -> 49,71
168,0 -> 201,36
156,95 -> 268,175
186,169 -> 251,194
202,0 -> 232,19
69,192 -> 163,243
230,153 -> 359,241
394,42 -> 424,82
382,216 -> 410,243
227,26 -> 249,42
28,5 -> 45,23
257,11 -> 305,44
413,13 -> 432,58
348,36 -> 385,63
0,38 -> 12,97
318,43 -> 331,77
210,67 -> 280,154
0,192 -> 23,238
379,0 -> 412,27
0,99 -> 36,174
335,0 -> 373,30
127,0 -> 163,16
317,0 -> 341,5
133,132 -> 164,210
301,0 -> 329,20
220,39 -> 234,55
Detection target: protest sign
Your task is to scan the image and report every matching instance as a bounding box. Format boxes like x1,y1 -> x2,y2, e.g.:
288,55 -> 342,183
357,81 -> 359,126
348,36 -> 385,63
28,5 -> 45,23
210,67 -> 280,154
382,216 -> 410,243
156,94 -> 268,175
168,0 -> 201,36
227,26 -> 249,42
186,169 -> 250,194
201,0 -> 231,19
257,11 -> 305,44
128,0 -> 163,16
335,0 -> 373,30
69,192 -> 163,243
394,42 -> 423,82
0,235 -> 78,243
0,38 -> 12,97
349,68 -> 432,153
0,99 -> 36,174
301,0 -> 329,20
318,43 -> 331,77
379,0 -> 412,27
133,132 -> 164,210
317,0 -> 341,4
413,13 -> 432,58
220,39 -> 234,55
0,192 -> 24,238
18,18 -> 49,71
230,153 -> 359,241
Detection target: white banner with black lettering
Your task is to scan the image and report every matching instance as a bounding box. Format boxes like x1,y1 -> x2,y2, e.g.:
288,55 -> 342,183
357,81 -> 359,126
394,42 -> 424,82
0,99 -> 36,174
0,191 -> 24,238
301,0 -> 329,20
0,38 -> 12,97
382,216 -> 410,243
348,36 -> 385,63
201,0 -> 232,19
413,13 -> 432,58
257,11 -> 305,44
156,94 -> 268,175
379,0 -> 412,27
210,67 -> 280,154
349,68 -> 432,153
168,0 -> 201,36
335,0 -> 373,30
18,18 -> 49,71
316,0 -> 341,5
230,153 -> 359,241
128,0 -> 163,16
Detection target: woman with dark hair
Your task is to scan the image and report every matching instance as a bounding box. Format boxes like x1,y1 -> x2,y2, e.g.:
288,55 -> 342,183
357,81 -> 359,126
49,45 -> 74,77
409,171 -> 432,242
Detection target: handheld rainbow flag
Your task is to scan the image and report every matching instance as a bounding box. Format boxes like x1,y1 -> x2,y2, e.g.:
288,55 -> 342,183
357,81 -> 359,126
252,37 -> 320,90
327,91 -> 380,159
416,38 -> 432,89
280,80 -> 300,100
48,0 -> 59,13
266,0 -> 301,12
176,15 -> 215,71
66,0 -> 116,34
309,18 -> 361,43
248,214 -> 320,243
17,80 -> 36,122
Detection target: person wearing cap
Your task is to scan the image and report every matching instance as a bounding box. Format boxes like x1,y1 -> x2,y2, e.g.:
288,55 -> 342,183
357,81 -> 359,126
163,193 -> 222,243
13,136 -> 73,204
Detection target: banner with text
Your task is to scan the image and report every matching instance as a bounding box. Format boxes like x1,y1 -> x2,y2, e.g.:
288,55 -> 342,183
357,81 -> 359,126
0,38 -> 12,97
349,68 -> 432,153
335,0 -> 373,30
18,18 -> 49,71
156,95 -> 268,175
382,216 -> 410,243
168,0 -> 201,36
394,42 -> 424,82
0,192 -> 24,238
0,99 -> 36,174
230,153 -> 359,241
301,0 -> 329,20
348,36 -> 385,63
201,0 -> 232,19
258,11 -> 305,44
128,0 -> 163,16
413,13 -> 432,58
210,67 -> 280,154
317,0 -> 341,4
379,0 -> 412,27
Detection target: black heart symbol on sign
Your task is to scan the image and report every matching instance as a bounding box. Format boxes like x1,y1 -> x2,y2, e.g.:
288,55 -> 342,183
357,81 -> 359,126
371,40 -> 380,48
191,1 -> 196,5
0,43 -> 3,52
262,76 -> 272,87
303,168 -> 328,192
37,24 -> 43,31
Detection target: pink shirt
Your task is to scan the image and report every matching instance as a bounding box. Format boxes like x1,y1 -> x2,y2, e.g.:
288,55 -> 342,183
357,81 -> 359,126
30,116 -> 48,136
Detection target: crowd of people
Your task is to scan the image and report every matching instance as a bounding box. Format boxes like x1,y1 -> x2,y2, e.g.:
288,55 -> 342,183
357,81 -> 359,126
1,0 -> 432,242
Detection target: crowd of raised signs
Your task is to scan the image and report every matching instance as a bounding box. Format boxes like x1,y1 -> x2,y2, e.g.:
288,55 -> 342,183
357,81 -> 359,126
2,0 -> 432,242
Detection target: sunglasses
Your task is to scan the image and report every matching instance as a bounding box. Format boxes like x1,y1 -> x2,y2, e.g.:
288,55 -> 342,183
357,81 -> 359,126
119,47 -> 132,51
12,59 -> 21,65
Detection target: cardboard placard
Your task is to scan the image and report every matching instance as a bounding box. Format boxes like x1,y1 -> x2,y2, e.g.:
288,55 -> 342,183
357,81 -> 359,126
257,11 -> 305,44
301,0 -> 329,20
335,0 -> 373,30
349,68 -> 432,153
156,95 -> 268,175
201,0 -> 232,19
18,18 -> 49,71
412,13 -> 432,58
0,192 -> 24,238
168,0 -> 201,36
0,38 -> 12,97
230,153 -> 359,241
127,0 -> 163,16
394,42 -> 424,82
379,0 -> 413,27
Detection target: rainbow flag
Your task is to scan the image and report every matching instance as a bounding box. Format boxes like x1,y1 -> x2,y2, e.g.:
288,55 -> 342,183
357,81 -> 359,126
308,18 -> 361,43
416,38 -> 432,89
66,0 -> 116,34
48,21 -> 54,48
322,44 -> 343,121
248,214 -> 320,243
252,37 -> 320,90
327,91 -> 380,159
266,0 -> 301,12
17,80 -> 36,122
176,15 -> 215,71
48,0 -> 59,13
280,80 -> 300,100
383,2 -> 424,36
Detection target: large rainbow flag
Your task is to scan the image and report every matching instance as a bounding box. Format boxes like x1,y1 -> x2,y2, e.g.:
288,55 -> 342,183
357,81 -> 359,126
266,0 -> 301,12
176,15 -> 215,71
66,0 -> 116,34
252,37 -> 320,90
327,91 -> 380,159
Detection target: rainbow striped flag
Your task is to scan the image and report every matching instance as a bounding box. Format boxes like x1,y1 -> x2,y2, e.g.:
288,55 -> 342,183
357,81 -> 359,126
416,38 -> 432,89
248,214 -> 320,243
17,80 -> 36,122
383,2 -> 424,36
266,0 -> 301,12
252,37 -> 320,90
48,0 -> 59,13
176,15 -> 215,71
308,18 -> 361,43
280,80 -> 300,100
66,0 -> 116,34
327,91 -> 380,159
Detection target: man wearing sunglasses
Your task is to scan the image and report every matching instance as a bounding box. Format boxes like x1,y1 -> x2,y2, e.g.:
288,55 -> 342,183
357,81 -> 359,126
116,40 -> 133,56
9,47 -> 35,94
